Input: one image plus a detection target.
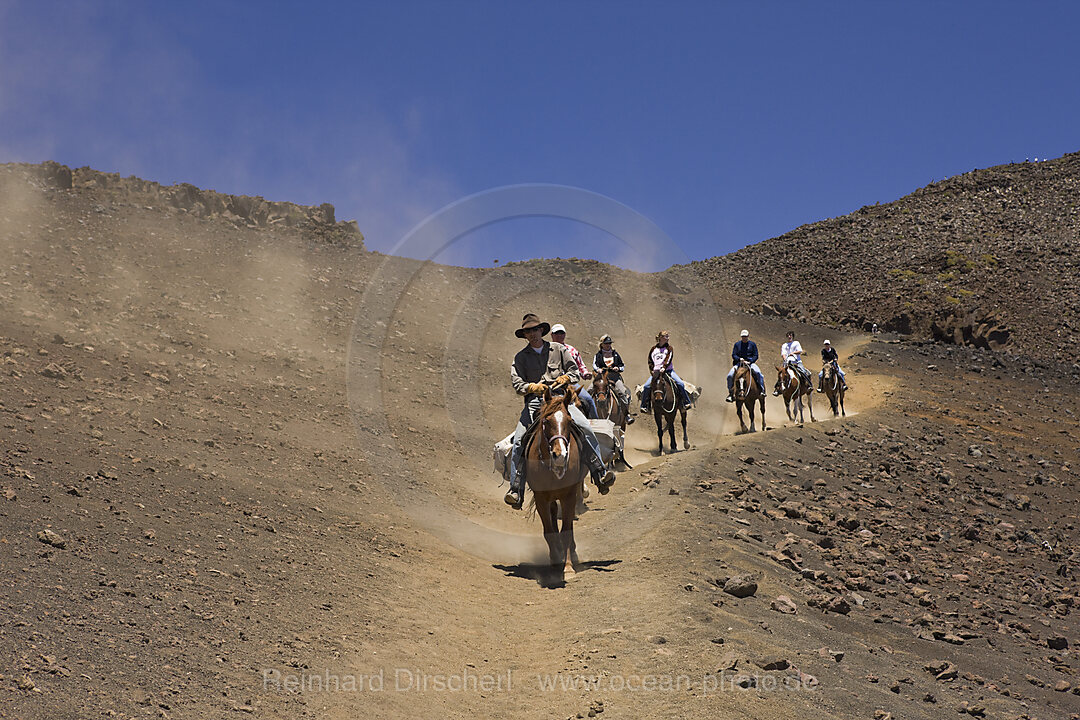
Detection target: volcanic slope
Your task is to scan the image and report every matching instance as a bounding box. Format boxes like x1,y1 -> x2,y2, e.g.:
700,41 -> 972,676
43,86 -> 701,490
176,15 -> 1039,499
674,151 -> 1080,368
0,163 -> 1078,720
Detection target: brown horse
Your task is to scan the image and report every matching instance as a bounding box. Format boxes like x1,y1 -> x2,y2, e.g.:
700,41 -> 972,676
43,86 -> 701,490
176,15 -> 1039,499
774,362 -> 815,424
591,369 -> 632,468
591,369 -> 628,430
821,361 -> 846,417
525,386 -> 585,578
651,371 -> 688,454
732,359 -> 765,433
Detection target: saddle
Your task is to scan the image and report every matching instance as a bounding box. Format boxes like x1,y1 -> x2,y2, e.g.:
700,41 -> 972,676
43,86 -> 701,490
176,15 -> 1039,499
788,361 -> 812,389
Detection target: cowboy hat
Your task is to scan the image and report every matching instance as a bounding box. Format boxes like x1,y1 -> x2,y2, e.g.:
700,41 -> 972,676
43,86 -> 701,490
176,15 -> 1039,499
515,313 -> 550,338
598,333 -> 613,348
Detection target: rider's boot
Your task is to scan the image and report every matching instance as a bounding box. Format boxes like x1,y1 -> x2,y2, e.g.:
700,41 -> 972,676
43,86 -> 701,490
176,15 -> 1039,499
589,458 -> 615,495
503,472 -> 524,510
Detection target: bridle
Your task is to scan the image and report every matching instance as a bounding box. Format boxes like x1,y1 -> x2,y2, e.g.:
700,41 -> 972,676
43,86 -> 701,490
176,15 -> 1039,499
539,410 -> 571,479
735,360 -> 755,401
654,372 -> 677,414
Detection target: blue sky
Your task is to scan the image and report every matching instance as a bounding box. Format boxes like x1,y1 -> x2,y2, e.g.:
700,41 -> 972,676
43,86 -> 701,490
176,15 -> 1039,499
2,1 -> 1078,270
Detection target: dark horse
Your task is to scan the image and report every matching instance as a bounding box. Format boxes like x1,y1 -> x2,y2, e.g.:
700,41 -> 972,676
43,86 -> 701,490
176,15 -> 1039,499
525,385 -> 585,579
774,361 -> 815,425
591,369 -> 632,468
732,359 -> 765,433
592,369 -> 628,429
821,360 -> 846,417
651,371 -> 688,454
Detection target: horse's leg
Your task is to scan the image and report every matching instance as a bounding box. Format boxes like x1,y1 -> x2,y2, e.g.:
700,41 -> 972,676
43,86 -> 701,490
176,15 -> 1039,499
667,411 -> 677,452
736,401 -> 747,433
535,494 -> 562,568
561,485 -> 579,577
806,387 -> 815,422
655,409 -> 664,454
839,387 -> 845,417
759,395 -> 766,431
681,409 -> 688,449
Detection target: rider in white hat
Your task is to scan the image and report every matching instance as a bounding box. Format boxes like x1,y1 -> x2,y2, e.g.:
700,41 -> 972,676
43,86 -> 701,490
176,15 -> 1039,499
726,329 -> 765,401
550,324 -> 597,418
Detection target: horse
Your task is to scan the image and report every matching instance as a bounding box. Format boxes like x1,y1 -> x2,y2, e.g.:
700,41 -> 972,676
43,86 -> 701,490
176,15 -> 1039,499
651,370 -> 688,454
732,359 -> 766,433
774,361 -> 815,424
591,369 -> 628,429
821,360 -> 846,417
591,369 -> 632,468
525,385 -> 586,578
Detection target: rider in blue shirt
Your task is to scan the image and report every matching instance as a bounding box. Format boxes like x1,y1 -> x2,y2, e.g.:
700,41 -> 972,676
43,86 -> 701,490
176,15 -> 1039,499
726,329 -> 766,402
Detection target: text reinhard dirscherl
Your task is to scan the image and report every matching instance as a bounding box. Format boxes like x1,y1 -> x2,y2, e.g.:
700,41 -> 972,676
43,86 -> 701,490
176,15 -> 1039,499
260,668 -> 817,694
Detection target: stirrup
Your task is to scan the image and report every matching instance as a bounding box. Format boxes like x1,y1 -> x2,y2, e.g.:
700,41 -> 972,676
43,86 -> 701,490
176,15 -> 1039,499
593,468 -> 615,495
503,488 -> 523,510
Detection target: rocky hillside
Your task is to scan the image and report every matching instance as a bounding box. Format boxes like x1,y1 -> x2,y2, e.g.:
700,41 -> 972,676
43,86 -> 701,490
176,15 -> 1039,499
3,161 -> 365,245
674,152 -> 1080,368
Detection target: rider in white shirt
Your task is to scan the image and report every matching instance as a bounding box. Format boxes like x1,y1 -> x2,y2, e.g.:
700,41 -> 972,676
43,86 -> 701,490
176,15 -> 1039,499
779,330 -> 812,389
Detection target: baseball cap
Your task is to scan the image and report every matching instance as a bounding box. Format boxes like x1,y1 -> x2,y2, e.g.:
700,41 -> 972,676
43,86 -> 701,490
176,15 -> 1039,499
551,324 -> 566,334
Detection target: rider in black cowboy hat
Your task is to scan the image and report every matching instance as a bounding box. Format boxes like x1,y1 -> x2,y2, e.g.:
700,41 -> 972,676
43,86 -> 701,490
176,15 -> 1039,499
504,314 -> 615,510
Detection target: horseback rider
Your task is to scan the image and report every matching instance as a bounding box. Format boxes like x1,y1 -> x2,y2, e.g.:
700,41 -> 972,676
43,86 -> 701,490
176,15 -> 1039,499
504,314 -> 616,510
640,330 -> 693,413
725,329 -> 766,402
779,330 -> 813,390
550,324 -> 598,419
817,339 -> 848,392
592,333 -> 634,425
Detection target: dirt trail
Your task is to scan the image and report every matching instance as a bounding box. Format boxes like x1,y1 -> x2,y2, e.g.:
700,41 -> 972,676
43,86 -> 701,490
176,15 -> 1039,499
324,257 -> 897,718
3,174 -> 1078,720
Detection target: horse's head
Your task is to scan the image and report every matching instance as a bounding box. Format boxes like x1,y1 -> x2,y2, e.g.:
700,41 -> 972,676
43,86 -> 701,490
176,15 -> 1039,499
540,388 -> 576,479
774,365 -> 787,394
822,361 -> 838,385
592,372 -> 609,405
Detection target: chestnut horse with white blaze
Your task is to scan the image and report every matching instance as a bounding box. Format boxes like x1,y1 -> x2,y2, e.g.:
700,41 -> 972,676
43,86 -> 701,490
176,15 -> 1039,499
774,362 -> 815,424
525,386 -> 586,578
732,359 -> 765,433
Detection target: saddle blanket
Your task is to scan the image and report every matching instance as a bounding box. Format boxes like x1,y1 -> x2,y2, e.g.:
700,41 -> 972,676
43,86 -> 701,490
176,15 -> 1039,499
493,419 -> 621,483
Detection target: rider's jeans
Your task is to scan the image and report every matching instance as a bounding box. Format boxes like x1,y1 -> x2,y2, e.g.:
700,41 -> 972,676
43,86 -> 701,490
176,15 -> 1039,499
727,363 -> 765,391
575,384 -> 598,419
642,371 -> 690,405
818,366 -> 846,382
508,396 -> 606,490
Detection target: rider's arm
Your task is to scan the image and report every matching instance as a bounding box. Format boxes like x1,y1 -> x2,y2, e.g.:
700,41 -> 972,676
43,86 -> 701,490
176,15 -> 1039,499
560,347 -> 581,385
592,351 -> 602,373
611,351 -> 625,373
510,357 -> 531,396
